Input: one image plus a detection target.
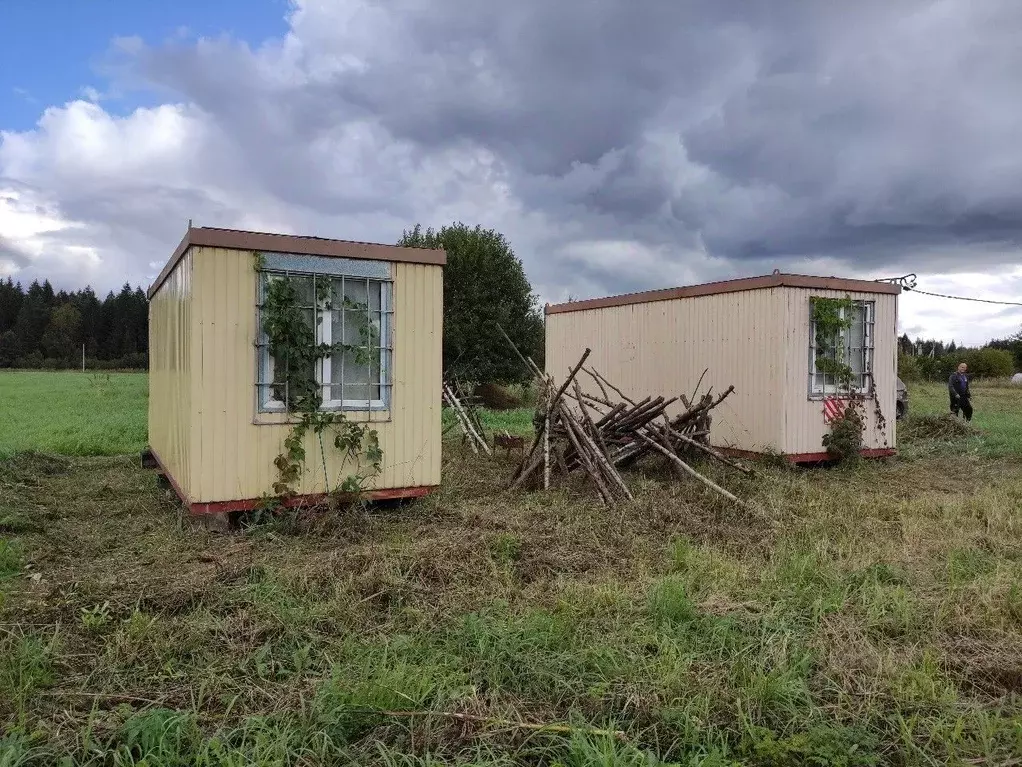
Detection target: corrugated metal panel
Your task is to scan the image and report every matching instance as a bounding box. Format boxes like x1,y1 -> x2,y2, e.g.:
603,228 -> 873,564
188,248 -> 442,503
148,249 -> 193,497
545,289 -> 787,453
781,289 -> 897,454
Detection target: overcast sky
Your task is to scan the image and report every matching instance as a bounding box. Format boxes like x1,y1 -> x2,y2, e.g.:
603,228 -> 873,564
2,0 -> 1021,345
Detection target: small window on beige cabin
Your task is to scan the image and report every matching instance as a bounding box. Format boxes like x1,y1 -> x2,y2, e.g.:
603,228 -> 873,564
255,259 -> 393,413
808,299 -> 874,397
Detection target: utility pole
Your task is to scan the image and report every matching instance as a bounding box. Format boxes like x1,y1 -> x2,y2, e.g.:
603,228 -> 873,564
82,344 -> 85,372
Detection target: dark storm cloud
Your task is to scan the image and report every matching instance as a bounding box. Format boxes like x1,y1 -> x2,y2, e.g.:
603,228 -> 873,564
261,0 -> 1022,275
6,0 -> 1022,316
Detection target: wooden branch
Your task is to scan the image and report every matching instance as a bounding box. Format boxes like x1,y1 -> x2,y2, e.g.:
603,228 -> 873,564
559,405 -> 614,505
656,424 -> 753,476
584,367 -> 612,402
543,403 -> 551,490
637,433 -> 744,506
574,379 -> 611,462
443,387 -> 478,454
509,447 -> 545,490
585,367 -> 635,405
551,348 -> 592,410
444,384 -> 491,455
567,394 -> 633,502
495,322 -> 544,380
671,385 -> 735,428
690,367 -> 709,403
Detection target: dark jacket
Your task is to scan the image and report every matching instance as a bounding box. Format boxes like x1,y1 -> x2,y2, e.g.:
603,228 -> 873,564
948,372 -> 970,400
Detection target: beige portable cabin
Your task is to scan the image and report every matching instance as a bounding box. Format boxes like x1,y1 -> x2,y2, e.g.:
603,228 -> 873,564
146,226 -> 445,515
545,272 -> 901,462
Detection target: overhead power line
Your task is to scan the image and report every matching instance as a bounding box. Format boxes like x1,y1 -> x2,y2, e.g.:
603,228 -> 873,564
904,288 -> 1022,306
875,274 -> 1022,307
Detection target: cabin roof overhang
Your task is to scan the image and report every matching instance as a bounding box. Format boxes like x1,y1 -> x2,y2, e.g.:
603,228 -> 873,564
544,272 -> 901,316
148,226 -> 446,299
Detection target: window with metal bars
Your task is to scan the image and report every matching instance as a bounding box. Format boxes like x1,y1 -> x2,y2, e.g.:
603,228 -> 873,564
808,299 -> 874,397
256,269 -> 393,412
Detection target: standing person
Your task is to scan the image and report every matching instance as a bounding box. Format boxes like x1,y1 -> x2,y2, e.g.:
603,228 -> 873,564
948,362 -> 972,421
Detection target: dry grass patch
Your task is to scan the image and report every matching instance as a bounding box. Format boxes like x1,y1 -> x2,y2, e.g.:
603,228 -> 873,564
2,436 -> 1022,764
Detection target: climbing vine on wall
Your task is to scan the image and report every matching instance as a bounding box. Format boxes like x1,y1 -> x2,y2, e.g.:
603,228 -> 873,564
256,258 -> 384,504
811,295 -> 889,461
810,296 -> 855,390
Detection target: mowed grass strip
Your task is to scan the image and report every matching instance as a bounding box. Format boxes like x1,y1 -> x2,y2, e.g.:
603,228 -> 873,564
0,371 -> 148,458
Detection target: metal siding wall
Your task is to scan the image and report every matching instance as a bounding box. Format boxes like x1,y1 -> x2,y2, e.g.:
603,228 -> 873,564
781,289 -> 898,454
545,289 -> 786,452
191,250 -> 442,503
148,250 -> 193,497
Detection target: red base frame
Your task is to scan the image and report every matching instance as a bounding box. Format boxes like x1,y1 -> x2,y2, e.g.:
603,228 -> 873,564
145,448 -> 437,516
720,447 -> 896,464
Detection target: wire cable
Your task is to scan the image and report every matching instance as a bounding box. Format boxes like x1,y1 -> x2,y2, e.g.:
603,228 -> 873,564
903,288 -> 1022,307
875,274 -> 1022,307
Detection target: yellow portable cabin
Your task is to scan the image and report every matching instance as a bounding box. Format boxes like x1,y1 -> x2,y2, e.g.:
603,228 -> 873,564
146,226 -> 445,515
545,272 -> 901,462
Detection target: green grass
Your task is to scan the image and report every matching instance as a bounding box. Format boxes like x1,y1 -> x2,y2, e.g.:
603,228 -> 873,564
1,375 -> 1022,763
901,379 -> 1022,457
0,371 -> 148,458
443,405 -> 535,438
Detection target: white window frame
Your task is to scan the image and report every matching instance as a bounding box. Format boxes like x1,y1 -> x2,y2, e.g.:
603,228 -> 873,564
256,270 -> 393,413
808,298 -> 874,398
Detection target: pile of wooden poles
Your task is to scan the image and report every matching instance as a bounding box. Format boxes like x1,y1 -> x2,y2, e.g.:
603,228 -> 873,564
508,348 -> 752,506
443,379 -> 491,455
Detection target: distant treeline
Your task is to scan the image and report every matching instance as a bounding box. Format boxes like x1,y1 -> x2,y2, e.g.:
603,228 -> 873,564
0,278 -> 149,370
1,275 -> 1020,378
897,333 -> 1021,381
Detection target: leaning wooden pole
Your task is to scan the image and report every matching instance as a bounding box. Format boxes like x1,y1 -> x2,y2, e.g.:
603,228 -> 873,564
443,387 -> 478,454
444,384 -> 491,456
543,381 -> 552,490
637,432 -> 744,506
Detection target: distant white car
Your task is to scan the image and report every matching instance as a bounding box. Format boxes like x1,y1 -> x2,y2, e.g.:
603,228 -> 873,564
1012,373 -> 1022,386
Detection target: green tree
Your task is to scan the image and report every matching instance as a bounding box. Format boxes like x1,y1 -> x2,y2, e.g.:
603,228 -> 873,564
0,330 -> 18,367
40,303 -> 82,361
989,328 -> 1022,371
397,222 -> 544,383
13,281 -> 51,358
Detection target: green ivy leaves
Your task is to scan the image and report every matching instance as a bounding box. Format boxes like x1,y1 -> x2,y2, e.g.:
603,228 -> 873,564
256,260 -> 384,504
811,296 -> 856,389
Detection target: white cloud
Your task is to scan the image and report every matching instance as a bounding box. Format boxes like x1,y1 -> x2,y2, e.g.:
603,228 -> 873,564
0,0 -> 1019,348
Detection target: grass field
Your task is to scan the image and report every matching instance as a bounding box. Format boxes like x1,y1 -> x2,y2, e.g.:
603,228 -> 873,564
0,372 -> 148,459
2,373 -> 1022,764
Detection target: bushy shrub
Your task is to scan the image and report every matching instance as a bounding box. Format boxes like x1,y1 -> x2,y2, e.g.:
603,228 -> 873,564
474,382 -> 523,410
897,353 -> 922,381
822,402 -> 865,463
901,347 -> 1014,382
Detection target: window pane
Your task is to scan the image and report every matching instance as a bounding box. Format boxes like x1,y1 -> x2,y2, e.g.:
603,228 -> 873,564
329,351 -> 344,402
369,281 -> 381,312
370,310 -> 383,348
329,277 -> 345,309
291,275 -> 315,307
344,278 -> 368,308
344,347 -> 371,401
342,308 -> 364,346
847,309 -> 865,375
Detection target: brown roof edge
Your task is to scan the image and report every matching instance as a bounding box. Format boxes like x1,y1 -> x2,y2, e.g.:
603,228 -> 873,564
544,272 -> 901,315
147,226 -> 446,299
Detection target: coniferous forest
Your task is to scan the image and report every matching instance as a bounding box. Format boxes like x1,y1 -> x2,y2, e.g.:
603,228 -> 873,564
0,278 -> 149,369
